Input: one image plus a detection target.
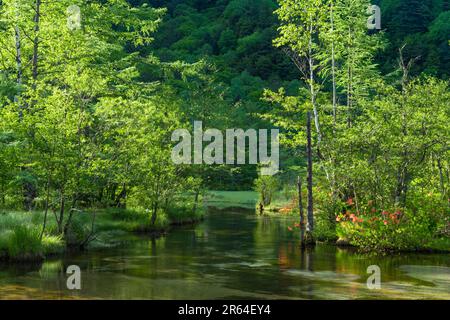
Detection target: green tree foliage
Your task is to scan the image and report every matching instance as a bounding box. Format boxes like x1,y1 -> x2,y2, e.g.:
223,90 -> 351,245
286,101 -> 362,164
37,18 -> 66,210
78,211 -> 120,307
132,0 -> 299,189
254,174 -> 279,207
263,0 -> 449,249
0,0 -> 199,239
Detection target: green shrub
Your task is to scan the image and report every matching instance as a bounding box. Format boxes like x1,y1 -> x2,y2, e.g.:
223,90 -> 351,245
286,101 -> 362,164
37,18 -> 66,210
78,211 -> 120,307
7,226 -> 43,259
0,211 -> 30,229
100,207 -> 174,233
130,210 -> 170,232
166,203 -> 204,224
314,217 -> 338,242
254,175 -> 279,206
153,211 -> 169,229
0,230 -> 12,258
64,213 -> 96,247
41,234 -> 64,255
336,206 -> 444,251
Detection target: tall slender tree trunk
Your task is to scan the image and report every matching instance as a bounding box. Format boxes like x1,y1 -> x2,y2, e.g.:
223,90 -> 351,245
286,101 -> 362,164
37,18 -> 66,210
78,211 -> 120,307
298,176 -> 305,246
15,5 -> 38,211
330,2 -> 337,129
306,112 -> 315,244
346,27 -> 353,128
14,24 -> 22,82
32,0 -> 41,83
329,1 -> 338,210
347,66 -> 353,127
58,187 -> 65,234
308,20 -> 321,145
14,23 -> 22,116
437,158 -> 446,199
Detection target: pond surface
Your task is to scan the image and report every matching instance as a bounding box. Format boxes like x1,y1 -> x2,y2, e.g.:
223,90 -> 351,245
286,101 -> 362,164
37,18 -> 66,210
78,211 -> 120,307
0,208 -> 449,299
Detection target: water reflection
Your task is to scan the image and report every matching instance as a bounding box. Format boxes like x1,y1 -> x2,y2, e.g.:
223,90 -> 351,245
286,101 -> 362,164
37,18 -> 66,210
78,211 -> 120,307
0,208 -> 448,299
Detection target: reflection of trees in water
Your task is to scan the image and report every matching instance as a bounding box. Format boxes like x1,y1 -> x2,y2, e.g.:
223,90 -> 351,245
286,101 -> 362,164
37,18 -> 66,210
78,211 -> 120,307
301,247 -> 314,299
1,211 -> 449,299
302,247 -> 314,272
261,215 -> 271,232
277,242 -> 293,269
276,242 -> 318,298
0,260 -> 43,277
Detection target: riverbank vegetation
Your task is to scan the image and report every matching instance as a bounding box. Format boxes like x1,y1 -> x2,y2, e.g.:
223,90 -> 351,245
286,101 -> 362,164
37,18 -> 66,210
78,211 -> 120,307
0,0 -> 206,261
0,205 -> 205,261
253,0 -> 449,252
0,0 -> 449,260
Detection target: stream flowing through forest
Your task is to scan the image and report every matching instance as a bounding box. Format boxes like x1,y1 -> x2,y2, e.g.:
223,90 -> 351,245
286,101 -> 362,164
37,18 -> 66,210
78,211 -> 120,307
0,207 -> 449,299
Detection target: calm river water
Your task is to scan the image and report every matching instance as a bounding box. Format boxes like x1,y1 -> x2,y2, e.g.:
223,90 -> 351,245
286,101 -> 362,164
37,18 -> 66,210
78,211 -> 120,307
0,208 -> 449,299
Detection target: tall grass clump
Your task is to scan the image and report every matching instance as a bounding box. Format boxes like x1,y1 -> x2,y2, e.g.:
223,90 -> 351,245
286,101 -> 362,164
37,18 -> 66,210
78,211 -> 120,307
99,208 -> 173,233
41,234 -> 65,255
7,225 -> 43,260
166,204 -> 204,225
129,210 -> 170,233
0,230 -> 12,259
0,212 -> 65,260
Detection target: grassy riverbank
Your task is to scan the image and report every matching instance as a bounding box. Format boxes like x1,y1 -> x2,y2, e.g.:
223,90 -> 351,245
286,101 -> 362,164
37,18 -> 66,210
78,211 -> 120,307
0,206 -> 204,261
203,191 -> 258,209
0,190 -> 258,262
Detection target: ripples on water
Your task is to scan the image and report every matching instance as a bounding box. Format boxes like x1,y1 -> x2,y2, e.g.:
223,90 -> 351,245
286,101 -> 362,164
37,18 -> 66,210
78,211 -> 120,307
0,208 -> 448,299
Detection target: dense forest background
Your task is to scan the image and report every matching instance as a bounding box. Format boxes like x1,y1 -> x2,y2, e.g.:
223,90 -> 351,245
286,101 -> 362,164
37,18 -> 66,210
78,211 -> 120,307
1,0 -> 448,193
138,0 -> 450,189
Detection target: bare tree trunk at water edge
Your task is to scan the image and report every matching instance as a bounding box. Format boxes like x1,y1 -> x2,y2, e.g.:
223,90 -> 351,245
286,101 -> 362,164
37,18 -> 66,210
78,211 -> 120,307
298,176 -> 305,246
306,112 -> 315,245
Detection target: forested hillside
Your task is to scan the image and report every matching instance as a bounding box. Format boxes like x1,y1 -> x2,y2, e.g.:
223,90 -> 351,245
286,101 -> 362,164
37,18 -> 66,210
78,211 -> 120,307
138,0 -> 450,189
146,0 -> 449,121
